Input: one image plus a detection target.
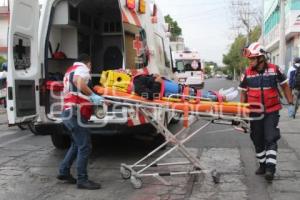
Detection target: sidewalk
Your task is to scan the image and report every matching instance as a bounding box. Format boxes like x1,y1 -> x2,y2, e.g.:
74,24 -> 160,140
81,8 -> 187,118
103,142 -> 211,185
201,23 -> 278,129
189,107 -> 300,200
279,107 -> 300,158
270,107 -> 300,200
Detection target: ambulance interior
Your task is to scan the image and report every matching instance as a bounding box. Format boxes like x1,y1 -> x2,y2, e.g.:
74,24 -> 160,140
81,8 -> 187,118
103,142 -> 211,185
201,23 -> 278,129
47,0 -> 123,77
45,0 -> 143,117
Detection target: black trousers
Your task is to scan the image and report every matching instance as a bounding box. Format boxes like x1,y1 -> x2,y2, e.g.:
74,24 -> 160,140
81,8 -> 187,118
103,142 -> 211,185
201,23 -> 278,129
250,111 -> 280,170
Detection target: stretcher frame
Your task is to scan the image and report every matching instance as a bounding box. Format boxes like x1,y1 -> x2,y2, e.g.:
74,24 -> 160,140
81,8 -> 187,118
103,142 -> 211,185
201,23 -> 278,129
96,94 -> 251,189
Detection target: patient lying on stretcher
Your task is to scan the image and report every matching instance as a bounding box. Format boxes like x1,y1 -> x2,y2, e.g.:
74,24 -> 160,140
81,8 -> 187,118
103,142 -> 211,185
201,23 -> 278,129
133,74 -> 238,101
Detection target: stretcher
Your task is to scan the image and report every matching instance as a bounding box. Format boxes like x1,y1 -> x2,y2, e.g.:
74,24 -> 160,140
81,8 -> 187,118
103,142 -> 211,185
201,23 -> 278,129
93,86 -> 252,189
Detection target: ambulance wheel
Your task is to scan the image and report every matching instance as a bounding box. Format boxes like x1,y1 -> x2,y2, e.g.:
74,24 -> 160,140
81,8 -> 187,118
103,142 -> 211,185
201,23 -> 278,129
17,124 -> 28,131
51,132 -> 70,149
130,176 -> 143,189
28,122 -> 38,135
28,123 -> 52,135
120,166 -> 131,180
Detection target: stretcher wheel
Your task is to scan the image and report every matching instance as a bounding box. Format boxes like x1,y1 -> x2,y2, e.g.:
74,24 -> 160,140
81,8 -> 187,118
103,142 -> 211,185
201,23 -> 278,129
120,166 -> 131,180
130,176 -> 143,189
211,170 -> 221,184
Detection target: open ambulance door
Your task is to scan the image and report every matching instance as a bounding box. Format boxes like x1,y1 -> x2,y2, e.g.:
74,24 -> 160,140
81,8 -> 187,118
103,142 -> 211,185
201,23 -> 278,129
6,0 -> 40,125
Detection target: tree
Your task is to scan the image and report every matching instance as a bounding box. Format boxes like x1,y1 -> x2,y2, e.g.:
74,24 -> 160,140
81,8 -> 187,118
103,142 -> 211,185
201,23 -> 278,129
204,65 -> 212,75
230,0 -> 263,43
0,56 -> 6,71
204,61 -> 218,75
223,26 -> 261,77
205,61 -> 218,71
164,15 -> 182,41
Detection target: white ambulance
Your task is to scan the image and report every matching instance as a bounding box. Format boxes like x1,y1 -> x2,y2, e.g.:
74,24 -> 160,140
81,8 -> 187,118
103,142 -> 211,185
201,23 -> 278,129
7,0 -> 173,148
172,49 -> 205,89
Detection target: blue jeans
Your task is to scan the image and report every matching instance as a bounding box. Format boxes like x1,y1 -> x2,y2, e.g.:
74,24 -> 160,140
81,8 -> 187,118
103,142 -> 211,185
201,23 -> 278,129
201,90 -> 218,101
189,89 -> 218,101
59,109 -> 92,184
163,79 -> 218,101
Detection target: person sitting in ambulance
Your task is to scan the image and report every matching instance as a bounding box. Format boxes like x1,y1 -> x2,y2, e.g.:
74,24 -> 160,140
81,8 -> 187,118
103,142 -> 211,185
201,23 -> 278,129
133,74 -> 238,101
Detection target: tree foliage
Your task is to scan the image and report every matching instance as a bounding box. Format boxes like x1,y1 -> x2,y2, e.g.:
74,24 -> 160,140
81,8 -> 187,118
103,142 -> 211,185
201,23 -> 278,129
204,65 -> 212,75
164,15 -> 182,41
0,56 -> 6,71
204,61 -> 218,75
222,26 -> 261,76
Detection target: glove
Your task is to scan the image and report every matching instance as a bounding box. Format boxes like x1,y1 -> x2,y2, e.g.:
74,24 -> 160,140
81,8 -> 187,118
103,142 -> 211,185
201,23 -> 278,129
89,93 -> 104,105
288,104 -> 295,118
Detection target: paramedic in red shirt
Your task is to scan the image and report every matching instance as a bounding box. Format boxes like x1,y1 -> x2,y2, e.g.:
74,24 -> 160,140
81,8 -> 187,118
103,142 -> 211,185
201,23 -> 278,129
239,42 -> 293,182
57,54 -> 103,190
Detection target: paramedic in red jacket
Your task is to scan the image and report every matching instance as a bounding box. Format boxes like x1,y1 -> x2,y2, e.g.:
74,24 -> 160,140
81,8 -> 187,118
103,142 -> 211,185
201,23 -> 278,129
57,54 -> 103,190
239,42 -> 293,182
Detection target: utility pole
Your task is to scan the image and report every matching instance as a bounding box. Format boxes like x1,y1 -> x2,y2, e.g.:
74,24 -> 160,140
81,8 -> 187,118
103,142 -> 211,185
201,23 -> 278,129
262,0 -> 265,46
231,0 -> 253,45
231,0 -> 253,80
278,0 -> 287,72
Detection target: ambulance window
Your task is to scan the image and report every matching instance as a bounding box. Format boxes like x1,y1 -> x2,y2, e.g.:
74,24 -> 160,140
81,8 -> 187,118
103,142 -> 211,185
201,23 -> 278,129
176,61 -> 184,72
80,12 -> 91,26
13,35 -> 31,70
69,4 -> 78,22
139,29 -> 149,68
140,29 -> 147,41
110,22 -> 116,32
116,22 -> 122,32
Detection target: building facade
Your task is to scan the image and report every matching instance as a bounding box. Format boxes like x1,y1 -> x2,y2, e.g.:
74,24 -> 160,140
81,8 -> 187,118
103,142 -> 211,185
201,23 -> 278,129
0,5 -> 9,59
263,0 -> 300,70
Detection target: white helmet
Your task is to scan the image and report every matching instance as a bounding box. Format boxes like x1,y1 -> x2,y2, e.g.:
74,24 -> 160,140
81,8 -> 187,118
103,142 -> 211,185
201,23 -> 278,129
243,42 -> 266,58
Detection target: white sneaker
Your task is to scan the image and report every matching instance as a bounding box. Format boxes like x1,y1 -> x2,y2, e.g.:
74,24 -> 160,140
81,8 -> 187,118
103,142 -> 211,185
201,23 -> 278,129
225,90 -> 238,101
219,87 -> 235,96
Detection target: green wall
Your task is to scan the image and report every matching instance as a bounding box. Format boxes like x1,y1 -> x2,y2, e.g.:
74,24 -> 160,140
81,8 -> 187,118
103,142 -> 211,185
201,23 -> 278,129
264,0 -> 300,35
291,0 -> 300,10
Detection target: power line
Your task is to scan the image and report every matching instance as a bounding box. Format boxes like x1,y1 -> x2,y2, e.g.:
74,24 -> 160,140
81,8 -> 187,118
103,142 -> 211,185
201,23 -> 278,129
231,0 -> 255,45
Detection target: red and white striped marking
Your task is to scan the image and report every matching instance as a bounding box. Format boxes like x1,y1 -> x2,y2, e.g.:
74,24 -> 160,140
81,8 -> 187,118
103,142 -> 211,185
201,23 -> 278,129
127,111 -> 148,127
122,7 -> 142,27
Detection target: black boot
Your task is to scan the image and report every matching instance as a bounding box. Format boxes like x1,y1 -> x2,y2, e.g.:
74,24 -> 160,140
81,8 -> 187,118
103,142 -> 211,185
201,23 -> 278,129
255,163 -> 266,175
265,167 -> 275,182
57,174 -> 77,184
77,180 -> 101,190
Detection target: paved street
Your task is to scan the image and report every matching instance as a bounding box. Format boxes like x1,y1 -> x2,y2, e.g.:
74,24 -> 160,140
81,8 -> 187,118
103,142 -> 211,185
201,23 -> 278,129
0,78 -> 300,200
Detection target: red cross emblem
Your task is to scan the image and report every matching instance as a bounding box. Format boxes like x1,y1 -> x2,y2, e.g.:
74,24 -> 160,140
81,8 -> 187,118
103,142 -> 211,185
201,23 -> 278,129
133,34 -> 144,57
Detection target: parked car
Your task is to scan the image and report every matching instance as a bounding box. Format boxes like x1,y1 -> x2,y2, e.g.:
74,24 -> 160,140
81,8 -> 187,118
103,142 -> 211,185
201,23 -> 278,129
226,74 -> 233,80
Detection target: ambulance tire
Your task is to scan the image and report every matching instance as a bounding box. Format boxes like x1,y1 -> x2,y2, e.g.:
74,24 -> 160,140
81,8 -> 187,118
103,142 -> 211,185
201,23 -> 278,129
17,124 -> 28,131
28,123 -> 53,136
200,82 -> 205,89
28,122 -> 39,135
193,83 -> 204,90
51,132 -> 70,150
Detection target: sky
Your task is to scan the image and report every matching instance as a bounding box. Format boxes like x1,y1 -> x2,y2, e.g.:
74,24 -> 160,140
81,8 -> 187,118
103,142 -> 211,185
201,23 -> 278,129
1,0 -> 263,65
156,0 -> 262,65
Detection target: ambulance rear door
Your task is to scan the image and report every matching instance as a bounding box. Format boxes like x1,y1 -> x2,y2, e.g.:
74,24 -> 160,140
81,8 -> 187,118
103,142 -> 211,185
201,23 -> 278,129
6,0 -> 40,125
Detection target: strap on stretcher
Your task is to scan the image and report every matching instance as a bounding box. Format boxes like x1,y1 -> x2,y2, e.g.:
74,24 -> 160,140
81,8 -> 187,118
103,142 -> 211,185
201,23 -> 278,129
208,91 -> 223,103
